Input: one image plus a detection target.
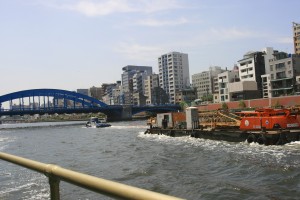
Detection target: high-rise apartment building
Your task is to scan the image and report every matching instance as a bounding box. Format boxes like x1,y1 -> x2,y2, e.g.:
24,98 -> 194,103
77,89 -> 90,96
101,82 -> 123,105
144,74 -> 169,105
158,51 -> 190,104
111,81 -> 123,105
144,74 -> 159,105
121,65 -> 152,104
89,86 -> 103,100
293,22 -> 300,55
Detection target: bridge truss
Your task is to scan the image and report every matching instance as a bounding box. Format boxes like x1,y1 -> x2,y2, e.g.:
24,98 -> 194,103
0,89 -> 181,121
0,89 -> 108,111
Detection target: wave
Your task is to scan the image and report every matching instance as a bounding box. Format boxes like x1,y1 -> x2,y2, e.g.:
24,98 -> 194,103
0,121 -> 86,130
0,136 -> 16,151
0,182 -> 49,200
111,125 -> 148,129
0,171 -> 49,200
138,132 -> 300,168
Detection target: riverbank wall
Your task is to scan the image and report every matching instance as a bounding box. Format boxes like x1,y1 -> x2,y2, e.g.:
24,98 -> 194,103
197,95 -> 300,111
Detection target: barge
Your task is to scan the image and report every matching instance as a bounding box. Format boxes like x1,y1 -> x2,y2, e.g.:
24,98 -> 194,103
144,107 -> 300,145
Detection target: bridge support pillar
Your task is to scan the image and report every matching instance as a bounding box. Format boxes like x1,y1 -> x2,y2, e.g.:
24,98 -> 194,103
121,105 -> 132,121
107,105 -> 132,121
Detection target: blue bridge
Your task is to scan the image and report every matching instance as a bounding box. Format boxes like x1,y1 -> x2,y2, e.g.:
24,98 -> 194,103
0,89 -> 181,121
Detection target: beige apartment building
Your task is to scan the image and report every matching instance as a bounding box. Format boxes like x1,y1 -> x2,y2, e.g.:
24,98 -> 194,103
293,22 -> 300,55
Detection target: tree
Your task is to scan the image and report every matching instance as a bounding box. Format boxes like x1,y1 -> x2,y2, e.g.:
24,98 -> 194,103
201,94 -> 213,102
179,101 -> 189,111
274,100 -> 282,108
221,102 -> 228,110
238,100 -> 246,108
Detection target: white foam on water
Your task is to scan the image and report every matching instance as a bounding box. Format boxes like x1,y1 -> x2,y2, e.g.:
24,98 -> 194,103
0,182 -> 37,195
0,172 -> 49,200
22,187 -> 49,200
0,121 -> 85,130
0,136 -> 16,151
138,132 -> 300,168
0,137 -> 8,142
111,125 -> 148,129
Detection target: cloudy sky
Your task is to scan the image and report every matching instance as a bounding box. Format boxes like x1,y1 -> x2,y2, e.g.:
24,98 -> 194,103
0,0 -> 299,95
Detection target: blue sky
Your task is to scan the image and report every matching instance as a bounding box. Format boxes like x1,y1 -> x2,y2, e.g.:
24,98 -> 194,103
0,0 -> 299,95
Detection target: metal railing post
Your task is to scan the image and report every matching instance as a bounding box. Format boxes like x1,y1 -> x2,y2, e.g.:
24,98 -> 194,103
45,164 -> 61,200
49,176 -> 60,200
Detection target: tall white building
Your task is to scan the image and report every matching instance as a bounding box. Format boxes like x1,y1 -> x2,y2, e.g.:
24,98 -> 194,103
158,52 -> 190,104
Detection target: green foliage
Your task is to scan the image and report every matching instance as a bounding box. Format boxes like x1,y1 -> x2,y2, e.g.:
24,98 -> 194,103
201,94 -> 213,102
179,101 -> 189,111
190,101 -> 196,106
238,100 -> 246,108
221,102 -> 228,110
274,100 -> 282,108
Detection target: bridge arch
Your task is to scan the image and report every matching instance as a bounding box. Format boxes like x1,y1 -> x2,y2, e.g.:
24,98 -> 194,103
0,89 -> 107,110
0,89 -> 182,121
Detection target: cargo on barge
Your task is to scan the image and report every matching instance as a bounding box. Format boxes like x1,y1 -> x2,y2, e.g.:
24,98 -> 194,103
145,107 -> 300,145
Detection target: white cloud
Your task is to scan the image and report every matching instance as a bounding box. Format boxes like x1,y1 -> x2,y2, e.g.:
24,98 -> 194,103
166,27 -> 264,49
137,17 -> 189,27
209,27 -> 262,40
114,27 -> 266,62
44,0 -> 183,17
115,43 -> 166,62
62,0 -> 134,16
276,37 -> 293,44
135,0 -> 182,13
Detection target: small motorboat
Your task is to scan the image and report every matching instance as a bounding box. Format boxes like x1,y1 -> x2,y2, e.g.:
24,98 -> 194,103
86,117 -> 111,128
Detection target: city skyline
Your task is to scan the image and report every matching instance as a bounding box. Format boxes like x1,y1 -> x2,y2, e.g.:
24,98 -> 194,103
0,0 -> 299,96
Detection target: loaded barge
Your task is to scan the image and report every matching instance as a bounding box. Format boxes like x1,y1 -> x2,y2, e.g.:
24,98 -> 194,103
144,107 -> 300,145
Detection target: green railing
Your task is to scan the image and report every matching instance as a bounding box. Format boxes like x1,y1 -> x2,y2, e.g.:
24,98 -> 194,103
0,152 -> 184,200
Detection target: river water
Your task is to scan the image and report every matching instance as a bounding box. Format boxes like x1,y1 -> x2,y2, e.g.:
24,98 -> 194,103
0,120 -> 299,200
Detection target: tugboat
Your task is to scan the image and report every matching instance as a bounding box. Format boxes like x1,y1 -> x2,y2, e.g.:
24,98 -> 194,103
86,117 -> 111,128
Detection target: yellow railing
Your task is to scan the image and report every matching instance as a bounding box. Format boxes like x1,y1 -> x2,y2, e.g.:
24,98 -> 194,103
0,152 -> 184,200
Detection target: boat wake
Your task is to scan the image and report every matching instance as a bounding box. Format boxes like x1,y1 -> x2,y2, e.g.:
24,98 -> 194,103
111,125 -> 148,129
137,132 -> 300,169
